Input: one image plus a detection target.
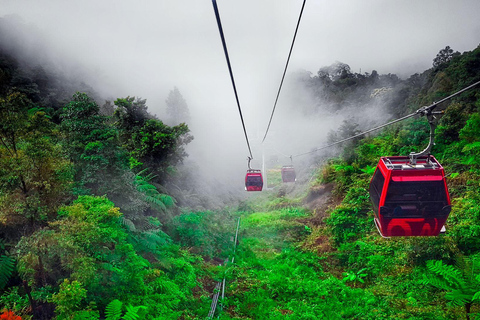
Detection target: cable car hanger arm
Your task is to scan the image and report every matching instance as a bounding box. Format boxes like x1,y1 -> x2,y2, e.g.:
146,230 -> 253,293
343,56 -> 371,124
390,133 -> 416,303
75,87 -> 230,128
409,110 -> 443,165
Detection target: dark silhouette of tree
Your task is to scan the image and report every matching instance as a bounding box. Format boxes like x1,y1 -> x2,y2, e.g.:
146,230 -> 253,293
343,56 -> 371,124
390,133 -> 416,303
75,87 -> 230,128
433,46 -> 460,68
165,87 -> 190,126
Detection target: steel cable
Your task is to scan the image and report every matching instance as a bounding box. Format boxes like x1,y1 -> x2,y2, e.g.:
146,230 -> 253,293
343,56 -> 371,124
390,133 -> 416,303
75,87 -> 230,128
288,80 -> 480,158
262,0 -> 307,143
211,0 -> 253,159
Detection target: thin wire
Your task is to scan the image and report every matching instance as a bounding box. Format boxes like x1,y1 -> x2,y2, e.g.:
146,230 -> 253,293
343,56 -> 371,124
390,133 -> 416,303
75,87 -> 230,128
423,79 -> 480,113
212,0 -> 253,159
262,0 -> 307,143
293,112 -> 417,157
293,79 -> 480,158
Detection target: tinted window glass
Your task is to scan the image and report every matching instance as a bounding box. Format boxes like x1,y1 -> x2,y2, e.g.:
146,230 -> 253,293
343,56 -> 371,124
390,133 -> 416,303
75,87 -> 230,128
246,176 -> 263,187
384,180 -> 448,217
369,169 -> 385,208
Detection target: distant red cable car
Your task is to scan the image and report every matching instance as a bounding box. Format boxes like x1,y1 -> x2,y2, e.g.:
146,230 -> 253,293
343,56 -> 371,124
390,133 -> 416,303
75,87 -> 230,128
281,165 -> 296,183
245,169 -> 263,191
369,155 -> 451,237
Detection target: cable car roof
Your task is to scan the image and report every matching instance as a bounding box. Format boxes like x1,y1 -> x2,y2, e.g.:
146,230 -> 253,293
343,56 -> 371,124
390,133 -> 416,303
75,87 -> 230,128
377,156 -> 445,179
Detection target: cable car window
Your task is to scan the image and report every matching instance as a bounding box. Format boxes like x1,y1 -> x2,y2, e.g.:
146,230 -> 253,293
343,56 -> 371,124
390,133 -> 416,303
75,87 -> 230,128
246,176 -> 263,187
282,170 -> 296,182
369,170 -> 384,208
384,181 -> 448,217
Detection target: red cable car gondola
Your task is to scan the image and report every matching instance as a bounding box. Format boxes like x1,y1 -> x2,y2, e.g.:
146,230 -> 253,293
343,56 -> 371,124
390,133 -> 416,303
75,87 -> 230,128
281,165 -> 296,183
245,169 -> 263,191
245,157 -> 263,191
369,109 -> 453,237
369,155 -> 451,237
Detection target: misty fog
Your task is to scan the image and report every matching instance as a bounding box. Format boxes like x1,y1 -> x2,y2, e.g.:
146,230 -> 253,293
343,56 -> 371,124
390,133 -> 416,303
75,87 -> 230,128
1,0 -> 480,202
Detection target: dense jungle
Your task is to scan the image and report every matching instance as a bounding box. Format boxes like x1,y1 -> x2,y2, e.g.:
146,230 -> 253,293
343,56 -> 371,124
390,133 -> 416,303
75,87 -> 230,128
1,14 -> 480,319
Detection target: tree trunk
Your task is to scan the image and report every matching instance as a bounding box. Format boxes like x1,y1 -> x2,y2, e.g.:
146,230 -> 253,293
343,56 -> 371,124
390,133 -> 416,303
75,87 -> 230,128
23,281 -> 37,319
465,302 -> 472,320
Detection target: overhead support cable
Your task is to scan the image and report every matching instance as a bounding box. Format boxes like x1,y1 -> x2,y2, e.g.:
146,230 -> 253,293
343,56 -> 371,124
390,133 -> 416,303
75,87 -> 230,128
293,112 -> 418,157
262,0 -> 307,143
293,80 -> 480,158
211,0 -> 253,159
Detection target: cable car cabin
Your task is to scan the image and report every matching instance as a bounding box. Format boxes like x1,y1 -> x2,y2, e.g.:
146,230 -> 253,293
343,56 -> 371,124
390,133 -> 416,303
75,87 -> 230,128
281,166 -> 296,183
369,155 -> 451,237
245,169 -> 263,191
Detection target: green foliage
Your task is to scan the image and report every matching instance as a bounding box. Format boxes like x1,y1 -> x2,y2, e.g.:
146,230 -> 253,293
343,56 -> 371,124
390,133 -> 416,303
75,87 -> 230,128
436,102 -> 469,147
229,247 -> 384,319
130,119 -> 193,174
113,96 -> 150,131
50,279 -> 87,319
324,205 -> 371,246
342,267 -> 368,286
104,299 -> 147,320
113,97 -> 193,182
170,210 -> 237,258
0,255 -> 14,290
133,170 -> 175,212
424,257 -> 480,318
0,286 -> 29,313
105,299 -> 123,320
433,46 -> 460,68
448,193 -> 480,255
60,92 -> 127,196
0,92 -> 72,234
16,196 -> 150,309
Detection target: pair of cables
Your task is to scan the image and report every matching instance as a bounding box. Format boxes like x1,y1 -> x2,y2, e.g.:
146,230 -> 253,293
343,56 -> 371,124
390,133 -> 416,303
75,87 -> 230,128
211,0 -> 307,161
211,0 -> 480,163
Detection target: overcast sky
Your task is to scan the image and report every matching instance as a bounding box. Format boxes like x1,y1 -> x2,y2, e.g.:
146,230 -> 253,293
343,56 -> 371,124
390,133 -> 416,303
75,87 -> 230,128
2,0 -> 480,190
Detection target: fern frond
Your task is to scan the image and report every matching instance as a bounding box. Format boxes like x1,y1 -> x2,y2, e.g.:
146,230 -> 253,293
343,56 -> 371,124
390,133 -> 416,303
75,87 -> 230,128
423,274 -> 451,291
135,180 -> 156,192
144,231 -> 168,245
134,169 -> 157,183
144,195 -> 167,211
427,260 -> 465,288
123,304 -> 147,320
148,216 -> 162,227
121,218 -> 136,232
105,299 -> 123,320
137,231 -> 168,250
445,290 -> 471,306
0,255 -> 15,289
159,194 -> 175,207
475,274 -> 480,283
135,168 -> 150,179
472,291 -> 480,301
